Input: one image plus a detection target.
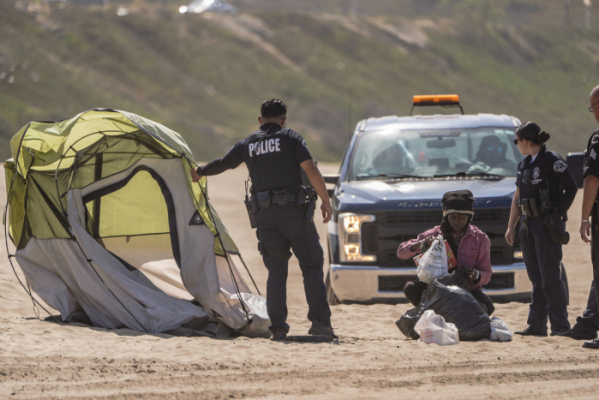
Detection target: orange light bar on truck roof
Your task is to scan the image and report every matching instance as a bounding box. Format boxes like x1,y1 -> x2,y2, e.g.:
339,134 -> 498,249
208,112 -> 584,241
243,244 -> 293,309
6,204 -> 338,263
410,94 -> 464,115
412,94 -> 460,106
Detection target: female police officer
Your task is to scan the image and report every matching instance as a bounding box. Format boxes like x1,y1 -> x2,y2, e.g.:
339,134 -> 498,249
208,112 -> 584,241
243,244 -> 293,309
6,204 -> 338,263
505,122 -> 577,336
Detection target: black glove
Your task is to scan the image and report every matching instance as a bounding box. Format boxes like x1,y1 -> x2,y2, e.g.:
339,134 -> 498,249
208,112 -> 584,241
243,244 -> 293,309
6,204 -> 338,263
465,268 -> 480,282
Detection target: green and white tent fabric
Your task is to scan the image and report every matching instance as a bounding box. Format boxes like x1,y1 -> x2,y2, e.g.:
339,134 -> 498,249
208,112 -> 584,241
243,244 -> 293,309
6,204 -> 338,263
4,109 -> 269,337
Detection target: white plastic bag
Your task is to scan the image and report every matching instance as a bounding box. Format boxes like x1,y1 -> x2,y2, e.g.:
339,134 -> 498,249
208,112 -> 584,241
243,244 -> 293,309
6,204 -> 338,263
414,310 -> 459,346
416,235 -> 449,283
489,316 -> 512,341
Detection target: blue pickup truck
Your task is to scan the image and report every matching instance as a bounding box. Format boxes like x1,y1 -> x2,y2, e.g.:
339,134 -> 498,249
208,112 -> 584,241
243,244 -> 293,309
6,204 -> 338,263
324,95 -> 535,305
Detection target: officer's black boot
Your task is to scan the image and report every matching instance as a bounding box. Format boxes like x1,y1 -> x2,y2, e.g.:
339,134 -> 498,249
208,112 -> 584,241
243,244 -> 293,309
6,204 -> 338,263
514,327 -> 548,337
270,327 -> 287,341
308,320 -> 338,339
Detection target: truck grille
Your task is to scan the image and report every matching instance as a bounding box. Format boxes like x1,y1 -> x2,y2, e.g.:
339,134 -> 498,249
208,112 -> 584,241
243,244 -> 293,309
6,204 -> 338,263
362,208 -> 519,267
362,224 -> 379,253
482,272 -> 515,289
375,208 -> 510,224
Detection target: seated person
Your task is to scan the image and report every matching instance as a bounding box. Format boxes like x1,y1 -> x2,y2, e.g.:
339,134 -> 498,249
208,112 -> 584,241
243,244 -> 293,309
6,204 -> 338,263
372,142 -> 410,174
472,135 -> 517,171
396,190 -> 495,315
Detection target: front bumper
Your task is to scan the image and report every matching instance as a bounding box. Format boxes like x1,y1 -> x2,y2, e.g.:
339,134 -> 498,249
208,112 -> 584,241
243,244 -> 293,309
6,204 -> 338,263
328,263 -> 532,304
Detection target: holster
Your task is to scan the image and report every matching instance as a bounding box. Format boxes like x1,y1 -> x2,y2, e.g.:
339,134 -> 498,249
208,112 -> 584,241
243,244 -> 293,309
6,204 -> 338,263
296,186 -> 308,206
244,194 -> 257,229
294,186 -> 316,222
544,213 -> 570,244
257,190 -> 271,209
304,187 -> 317,223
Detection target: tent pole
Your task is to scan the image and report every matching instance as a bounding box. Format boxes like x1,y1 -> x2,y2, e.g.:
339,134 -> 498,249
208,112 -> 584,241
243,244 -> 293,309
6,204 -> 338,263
238,254 -> 261,296
92,153 -> 103,239
4,160 -> 61,322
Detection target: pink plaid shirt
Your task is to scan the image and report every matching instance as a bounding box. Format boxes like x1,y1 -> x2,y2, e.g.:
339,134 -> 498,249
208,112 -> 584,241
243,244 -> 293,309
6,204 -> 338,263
396,224 -> 492,291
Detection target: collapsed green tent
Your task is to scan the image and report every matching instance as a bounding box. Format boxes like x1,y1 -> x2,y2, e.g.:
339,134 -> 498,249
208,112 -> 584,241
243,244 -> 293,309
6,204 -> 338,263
4,108 -> 269,337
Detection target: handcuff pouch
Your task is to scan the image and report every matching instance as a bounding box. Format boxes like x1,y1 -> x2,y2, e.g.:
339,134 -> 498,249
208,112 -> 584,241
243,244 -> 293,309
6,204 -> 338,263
273,189 -> 288,207
257,190 -> 271,209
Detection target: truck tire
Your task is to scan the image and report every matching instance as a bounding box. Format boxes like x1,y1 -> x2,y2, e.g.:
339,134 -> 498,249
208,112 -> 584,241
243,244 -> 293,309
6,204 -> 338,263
325,270 -> 340,306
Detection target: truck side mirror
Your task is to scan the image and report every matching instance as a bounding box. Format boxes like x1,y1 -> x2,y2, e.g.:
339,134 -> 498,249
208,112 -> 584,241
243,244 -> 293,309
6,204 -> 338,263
323,175 -> 340,185
323,174 -> 340,198
567,152 -> 584,189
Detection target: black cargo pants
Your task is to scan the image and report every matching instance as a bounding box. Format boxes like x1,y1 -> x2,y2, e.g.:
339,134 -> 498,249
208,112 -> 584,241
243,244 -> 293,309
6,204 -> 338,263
519,217 -> 570,334
573,219 -> 599,333
256,203 -> 331,333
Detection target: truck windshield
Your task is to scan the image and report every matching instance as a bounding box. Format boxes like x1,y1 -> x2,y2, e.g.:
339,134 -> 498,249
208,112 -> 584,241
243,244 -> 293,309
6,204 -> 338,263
350,128 -> 522,180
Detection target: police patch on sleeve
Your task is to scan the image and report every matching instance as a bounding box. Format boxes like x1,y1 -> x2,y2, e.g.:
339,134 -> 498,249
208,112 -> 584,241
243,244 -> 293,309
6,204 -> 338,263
553,160 -> 568,173
591,149 -> 597,160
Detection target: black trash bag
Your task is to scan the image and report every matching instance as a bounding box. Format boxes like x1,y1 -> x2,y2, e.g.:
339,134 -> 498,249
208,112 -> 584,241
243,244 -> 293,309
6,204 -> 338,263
396,266 -> 492,341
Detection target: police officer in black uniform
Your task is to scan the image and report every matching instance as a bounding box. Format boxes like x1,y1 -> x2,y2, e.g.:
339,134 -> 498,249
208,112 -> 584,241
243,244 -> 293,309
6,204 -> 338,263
565,85 -> 599,349
505,122 -> 577,337
190,99 -> 336,341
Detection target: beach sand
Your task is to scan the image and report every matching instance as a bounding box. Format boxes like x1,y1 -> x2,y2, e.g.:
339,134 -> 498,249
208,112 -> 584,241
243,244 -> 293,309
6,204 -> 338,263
1,164 -> 599,399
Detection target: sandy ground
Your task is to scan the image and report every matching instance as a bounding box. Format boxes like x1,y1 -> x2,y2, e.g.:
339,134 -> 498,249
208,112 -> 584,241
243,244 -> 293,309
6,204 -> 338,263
2,163 -> 599,400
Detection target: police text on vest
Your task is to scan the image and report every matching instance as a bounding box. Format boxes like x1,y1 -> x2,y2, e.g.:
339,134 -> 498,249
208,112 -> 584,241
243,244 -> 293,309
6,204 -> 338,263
249,139 -> 281,157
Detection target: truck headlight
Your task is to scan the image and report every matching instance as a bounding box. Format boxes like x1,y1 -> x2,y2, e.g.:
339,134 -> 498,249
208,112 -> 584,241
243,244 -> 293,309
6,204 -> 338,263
513,250 -> 523,260
338,213 -> 376,262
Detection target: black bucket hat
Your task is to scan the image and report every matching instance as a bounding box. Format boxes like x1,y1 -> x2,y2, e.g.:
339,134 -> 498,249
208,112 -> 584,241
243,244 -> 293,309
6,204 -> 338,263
442,190 -> 475,217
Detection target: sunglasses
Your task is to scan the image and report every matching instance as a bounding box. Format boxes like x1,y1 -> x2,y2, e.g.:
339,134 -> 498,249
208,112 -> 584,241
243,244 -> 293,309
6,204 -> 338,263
513,138 -> 522,145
